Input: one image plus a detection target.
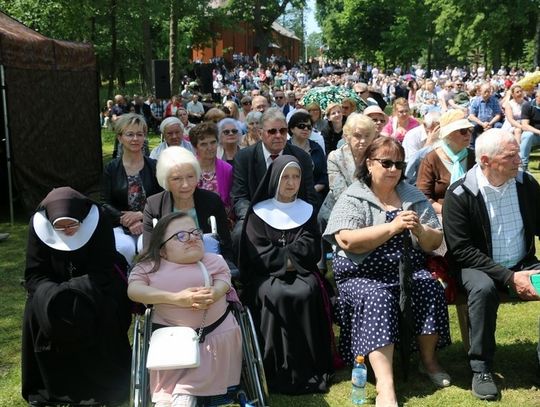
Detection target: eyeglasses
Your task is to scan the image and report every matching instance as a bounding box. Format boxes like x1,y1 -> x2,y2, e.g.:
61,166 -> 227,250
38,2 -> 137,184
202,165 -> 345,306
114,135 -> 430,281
53,221 -> 80,232
275,95 -> 284,99
265,127 -> 288,135
161,228 -> 203,247
458,128 -> 472,135
123,132 -> 146,139
242,101 -> 250,105
222,129 -> 239,135
296,123 -> 312,130
372,158 -> 407,170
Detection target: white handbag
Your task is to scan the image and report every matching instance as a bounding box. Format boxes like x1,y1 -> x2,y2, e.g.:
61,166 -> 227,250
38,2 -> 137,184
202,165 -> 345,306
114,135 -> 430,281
146,261 -> 211,370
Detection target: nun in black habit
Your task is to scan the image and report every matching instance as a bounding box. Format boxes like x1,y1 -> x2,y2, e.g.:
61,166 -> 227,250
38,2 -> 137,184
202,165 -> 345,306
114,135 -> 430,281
238,155 -> 333,395
21,187 -> 132,405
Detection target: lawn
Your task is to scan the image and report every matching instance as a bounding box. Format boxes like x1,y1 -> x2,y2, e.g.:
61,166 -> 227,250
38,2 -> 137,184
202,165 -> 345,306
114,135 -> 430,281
0,132 -> 539,407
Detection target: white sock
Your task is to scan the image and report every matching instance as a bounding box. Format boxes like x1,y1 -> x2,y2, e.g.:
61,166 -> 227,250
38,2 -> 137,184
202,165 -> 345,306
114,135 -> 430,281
171,393 -> 197,407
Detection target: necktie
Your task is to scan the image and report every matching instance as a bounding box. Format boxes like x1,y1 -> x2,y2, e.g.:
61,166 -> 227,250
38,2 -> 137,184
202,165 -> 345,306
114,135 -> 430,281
270,154 -> 278,161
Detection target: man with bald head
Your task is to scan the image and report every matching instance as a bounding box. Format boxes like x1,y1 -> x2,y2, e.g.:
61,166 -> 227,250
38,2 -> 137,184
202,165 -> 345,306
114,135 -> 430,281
252,95 -> 269,113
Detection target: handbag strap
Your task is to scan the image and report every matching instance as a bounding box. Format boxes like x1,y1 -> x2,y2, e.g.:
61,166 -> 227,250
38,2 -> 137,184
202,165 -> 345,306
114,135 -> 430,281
195,261 -> 211,342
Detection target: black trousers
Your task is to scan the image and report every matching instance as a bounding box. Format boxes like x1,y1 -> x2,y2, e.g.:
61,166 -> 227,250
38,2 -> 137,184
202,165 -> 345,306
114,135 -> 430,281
459,262 -> 539,373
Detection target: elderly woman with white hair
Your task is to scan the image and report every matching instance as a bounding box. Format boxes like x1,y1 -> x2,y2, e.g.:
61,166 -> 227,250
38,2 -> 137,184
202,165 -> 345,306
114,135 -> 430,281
103,113 -> 162,265
416,110 -> 476,215
150,117 -> 193,160
217,118 -> 243,165
142,146 -> 234,265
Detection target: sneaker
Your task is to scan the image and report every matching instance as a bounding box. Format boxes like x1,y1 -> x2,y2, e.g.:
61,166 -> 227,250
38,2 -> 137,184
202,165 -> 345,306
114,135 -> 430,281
472,372 -> 499,401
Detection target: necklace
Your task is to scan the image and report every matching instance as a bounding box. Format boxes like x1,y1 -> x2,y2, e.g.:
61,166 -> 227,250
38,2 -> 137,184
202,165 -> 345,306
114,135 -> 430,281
201,170 -> 216,182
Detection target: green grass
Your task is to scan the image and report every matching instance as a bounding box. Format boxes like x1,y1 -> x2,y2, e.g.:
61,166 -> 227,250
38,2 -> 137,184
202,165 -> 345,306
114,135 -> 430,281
0,134 -> 539,406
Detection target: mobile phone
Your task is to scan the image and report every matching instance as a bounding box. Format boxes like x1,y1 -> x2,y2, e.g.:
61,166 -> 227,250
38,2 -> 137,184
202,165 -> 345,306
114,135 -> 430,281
531,274 -> 540,294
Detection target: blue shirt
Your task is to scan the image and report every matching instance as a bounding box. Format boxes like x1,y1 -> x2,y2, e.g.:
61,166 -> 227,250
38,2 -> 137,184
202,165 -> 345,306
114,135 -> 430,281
470,95 -> 501,122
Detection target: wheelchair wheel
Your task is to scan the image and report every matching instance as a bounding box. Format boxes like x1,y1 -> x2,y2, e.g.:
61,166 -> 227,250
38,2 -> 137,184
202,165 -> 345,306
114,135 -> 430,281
130,309 -> 152,407
235,307 -> 269,407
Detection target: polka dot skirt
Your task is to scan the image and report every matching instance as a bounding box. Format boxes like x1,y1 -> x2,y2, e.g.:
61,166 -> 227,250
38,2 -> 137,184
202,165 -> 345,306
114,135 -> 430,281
333,210 -> 451,364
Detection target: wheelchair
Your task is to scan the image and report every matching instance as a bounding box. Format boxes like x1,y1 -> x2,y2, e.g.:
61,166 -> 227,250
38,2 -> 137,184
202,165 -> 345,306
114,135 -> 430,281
130,216 -> 268,407
129,304 -> 268,407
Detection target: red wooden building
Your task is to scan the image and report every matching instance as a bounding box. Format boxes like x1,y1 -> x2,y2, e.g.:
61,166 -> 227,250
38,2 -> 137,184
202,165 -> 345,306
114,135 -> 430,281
192,4 -> 301,63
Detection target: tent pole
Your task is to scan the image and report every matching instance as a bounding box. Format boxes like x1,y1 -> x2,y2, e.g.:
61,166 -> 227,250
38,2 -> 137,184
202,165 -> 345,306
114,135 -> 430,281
0,65 -> 14,225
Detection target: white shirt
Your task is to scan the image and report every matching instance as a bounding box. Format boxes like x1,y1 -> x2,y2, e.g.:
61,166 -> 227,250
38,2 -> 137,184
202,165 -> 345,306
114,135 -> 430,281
402,125 -> 428,161
261,143 -> 281,168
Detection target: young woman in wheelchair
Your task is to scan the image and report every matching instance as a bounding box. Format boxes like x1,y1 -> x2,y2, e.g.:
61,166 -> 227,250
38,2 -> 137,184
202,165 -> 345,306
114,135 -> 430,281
128,212 -> 242,407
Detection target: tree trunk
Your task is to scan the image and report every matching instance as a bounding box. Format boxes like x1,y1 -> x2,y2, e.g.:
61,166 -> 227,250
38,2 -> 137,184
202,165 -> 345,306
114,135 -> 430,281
534,12 -> 540,68
169,0 -> 179,97
140,0 -> 153,94
107,0 -> 117,99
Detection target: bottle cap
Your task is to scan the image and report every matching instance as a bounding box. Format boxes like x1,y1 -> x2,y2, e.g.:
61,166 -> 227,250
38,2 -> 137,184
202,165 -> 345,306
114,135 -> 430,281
355,355 -> 364,364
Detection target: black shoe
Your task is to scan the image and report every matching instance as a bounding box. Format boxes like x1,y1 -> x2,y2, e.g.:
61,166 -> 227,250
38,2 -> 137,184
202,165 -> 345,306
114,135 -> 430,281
472,372 -> 499,401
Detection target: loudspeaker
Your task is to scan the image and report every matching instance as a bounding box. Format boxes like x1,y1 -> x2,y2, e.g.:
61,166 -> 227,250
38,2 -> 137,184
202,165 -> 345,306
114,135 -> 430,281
194,63 -> 213,94
153,60 -> 170,99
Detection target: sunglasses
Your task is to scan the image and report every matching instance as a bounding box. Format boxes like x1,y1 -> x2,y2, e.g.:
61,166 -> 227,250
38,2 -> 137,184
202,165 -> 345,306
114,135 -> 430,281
161,228 -> 203,247
265,127 -> 288,136
458,128 -> 472,135
222,129 -> 239,135
242,101 -> 250,105
372,158 -> 407,170
275,95 -> 284,99
296,123 -> 312,130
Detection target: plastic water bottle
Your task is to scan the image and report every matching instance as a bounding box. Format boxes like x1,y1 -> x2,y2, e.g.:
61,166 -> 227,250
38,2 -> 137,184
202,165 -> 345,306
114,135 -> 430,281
351,354 -> 367,405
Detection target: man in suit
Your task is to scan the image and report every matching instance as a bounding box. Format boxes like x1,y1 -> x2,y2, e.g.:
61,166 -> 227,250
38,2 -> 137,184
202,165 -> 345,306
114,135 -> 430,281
231,108 -> 317,250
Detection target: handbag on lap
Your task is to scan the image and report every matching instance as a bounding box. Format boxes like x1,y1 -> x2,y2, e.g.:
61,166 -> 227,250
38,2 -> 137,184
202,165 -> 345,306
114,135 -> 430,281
146,261 -> 210,370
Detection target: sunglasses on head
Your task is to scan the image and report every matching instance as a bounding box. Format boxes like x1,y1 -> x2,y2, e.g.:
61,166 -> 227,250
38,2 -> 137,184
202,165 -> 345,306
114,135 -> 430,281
265,127 -> 288,136
296,123 -> 312,130
372,158 -> 407,170
222,129 -> 239,135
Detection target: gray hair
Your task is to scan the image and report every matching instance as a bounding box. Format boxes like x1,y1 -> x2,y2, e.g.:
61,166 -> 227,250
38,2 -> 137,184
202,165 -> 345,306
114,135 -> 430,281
246,111 -> 262,124
217,118 -> 243,146
475,129 -> 516,165
260,107 -> 286,127
156,146 -> 201,190
114,113 -> 147,135
423,111 -> 441,129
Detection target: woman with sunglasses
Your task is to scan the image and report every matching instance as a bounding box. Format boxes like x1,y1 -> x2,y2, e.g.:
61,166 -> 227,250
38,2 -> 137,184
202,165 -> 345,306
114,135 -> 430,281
129,212 -> 241,407
23,187 -> 131,406
142,146 -> 235,268
416,110 -> 476,215
288,111 -> 328,209
103,113 -> 162,265
217,118 -> 243,166
324,137 -> 451,406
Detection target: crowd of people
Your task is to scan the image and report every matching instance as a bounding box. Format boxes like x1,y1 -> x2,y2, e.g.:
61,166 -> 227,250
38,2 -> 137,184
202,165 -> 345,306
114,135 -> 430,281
22,57 -> 540,406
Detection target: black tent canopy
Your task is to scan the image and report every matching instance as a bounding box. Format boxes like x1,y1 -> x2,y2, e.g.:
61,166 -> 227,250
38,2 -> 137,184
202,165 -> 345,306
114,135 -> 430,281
0,11 -> 101,219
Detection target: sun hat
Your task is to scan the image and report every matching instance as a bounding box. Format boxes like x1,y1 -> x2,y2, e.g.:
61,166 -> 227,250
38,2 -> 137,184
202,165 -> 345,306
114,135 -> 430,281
439,110 -> 473,140
363,105 -> 387,119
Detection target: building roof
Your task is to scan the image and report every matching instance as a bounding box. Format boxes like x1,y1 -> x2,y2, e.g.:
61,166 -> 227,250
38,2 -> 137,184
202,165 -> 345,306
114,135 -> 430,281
206,1 -> 300,41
